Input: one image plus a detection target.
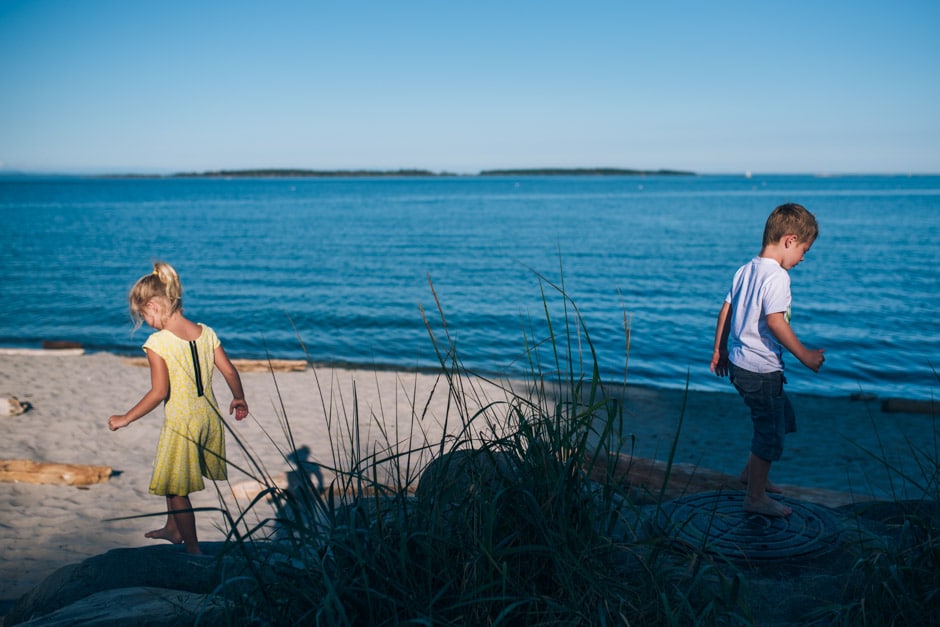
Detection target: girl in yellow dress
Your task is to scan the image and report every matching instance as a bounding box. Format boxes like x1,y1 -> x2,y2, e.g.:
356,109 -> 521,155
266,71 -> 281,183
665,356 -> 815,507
108,262 -> 248,554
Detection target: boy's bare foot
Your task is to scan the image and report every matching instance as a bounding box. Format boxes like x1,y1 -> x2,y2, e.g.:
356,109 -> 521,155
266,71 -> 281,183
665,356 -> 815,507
743,496 -> 792,517
145,527 -> 183,544
739,472 -> 784,494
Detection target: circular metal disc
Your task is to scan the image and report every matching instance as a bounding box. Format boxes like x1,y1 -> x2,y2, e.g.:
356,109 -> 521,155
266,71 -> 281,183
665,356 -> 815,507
655,491 -> 843,563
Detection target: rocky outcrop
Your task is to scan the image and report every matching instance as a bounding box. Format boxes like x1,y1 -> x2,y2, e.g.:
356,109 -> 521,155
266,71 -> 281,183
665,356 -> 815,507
6,543 -> 250,625
10,587 -> 229,627
6,453 -> 937,626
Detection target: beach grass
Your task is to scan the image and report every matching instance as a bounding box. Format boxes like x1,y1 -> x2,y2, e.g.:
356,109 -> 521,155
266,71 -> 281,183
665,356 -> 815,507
821,375 -> 940,626
203,277 -> 936,625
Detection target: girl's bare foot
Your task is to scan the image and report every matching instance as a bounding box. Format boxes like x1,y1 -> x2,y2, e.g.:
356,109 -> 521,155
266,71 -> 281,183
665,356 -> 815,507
743,496 -> 792,517
145,527 -> 183,544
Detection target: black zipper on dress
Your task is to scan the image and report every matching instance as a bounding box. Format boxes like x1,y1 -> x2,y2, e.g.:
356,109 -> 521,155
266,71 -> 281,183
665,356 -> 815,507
189,340 -> 205,397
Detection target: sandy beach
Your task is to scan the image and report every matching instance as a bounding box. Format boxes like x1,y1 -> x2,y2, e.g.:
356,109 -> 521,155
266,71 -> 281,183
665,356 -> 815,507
1,351 -> 936,603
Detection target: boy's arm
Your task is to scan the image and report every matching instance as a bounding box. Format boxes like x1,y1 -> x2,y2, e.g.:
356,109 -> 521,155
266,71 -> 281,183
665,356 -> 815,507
214,344 -> 249,420
765,312 -> 825,372
710,302 -> 732,377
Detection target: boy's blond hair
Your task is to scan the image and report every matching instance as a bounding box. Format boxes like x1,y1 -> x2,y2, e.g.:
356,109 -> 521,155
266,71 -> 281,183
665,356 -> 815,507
762,203 -> 818,246
128,261 -> 183,329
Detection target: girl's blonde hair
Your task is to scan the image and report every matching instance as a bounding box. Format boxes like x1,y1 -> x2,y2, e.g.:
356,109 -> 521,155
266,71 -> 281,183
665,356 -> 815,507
129,261 -> 183,329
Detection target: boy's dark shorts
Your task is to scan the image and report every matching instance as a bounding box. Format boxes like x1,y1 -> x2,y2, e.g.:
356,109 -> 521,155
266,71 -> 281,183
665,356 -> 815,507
729,364 -> 795,462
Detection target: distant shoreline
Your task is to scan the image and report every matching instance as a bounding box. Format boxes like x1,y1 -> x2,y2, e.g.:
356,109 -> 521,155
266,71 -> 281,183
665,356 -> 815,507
2,346 -> 936,407
5,170 -> 936,180
112,167 -> 698,179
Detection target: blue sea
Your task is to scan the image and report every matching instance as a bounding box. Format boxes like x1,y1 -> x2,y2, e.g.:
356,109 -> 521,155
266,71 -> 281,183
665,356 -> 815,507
1,174 -> 938,401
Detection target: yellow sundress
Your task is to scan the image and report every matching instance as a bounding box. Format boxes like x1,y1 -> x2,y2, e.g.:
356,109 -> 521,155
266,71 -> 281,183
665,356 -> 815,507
144,324 -> 228,496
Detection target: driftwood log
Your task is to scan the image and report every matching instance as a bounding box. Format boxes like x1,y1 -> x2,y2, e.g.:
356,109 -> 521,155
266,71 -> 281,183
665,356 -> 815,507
122,357 -> 307,372
587,452 -> 867,507
0,459 -> 113,486
881,397 -> 938,415
3,395 -> 31,416
232,452 -> 868,509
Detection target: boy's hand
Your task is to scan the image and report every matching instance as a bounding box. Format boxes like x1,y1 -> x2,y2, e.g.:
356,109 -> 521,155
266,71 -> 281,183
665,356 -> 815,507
801,349 -> 826,373
766,313 -> 825,374
710,349 -> 729,377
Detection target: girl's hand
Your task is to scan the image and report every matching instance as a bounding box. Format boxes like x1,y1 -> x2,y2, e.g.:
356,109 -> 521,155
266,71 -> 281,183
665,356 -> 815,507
230,399 -> 248,421
108,414 -> 130,431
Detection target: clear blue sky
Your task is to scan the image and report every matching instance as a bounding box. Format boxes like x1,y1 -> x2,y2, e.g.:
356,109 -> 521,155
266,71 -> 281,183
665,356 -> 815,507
1,1 -> 937,175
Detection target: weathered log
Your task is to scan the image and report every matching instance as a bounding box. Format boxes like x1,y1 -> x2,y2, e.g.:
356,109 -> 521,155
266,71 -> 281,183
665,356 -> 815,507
3,395 -> 31,416
122,357 -> 307,372
41,340 -> 84,350
881,397 -> 938,415
0,459 -> 112,486
231,358 -> 307,373
0,347 -> 84,355
230,473 -> 288,501
586,452 -> 868,507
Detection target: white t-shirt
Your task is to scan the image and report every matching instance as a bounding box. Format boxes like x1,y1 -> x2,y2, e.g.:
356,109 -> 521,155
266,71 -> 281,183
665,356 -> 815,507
725,256 -> 791,373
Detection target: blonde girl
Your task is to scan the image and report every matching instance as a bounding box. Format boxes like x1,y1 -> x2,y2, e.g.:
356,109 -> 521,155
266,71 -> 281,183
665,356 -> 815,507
108,261 -> 248,554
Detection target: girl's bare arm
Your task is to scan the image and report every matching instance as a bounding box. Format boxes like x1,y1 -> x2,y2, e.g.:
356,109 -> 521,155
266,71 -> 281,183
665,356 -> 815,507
214,345 -> 248,420
108,349 -> 169,430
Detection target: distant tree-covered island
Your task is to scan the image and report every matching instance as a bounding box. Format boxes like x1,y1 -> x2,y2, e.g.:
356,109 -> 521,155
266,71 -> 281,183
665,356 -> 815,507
170,168 -> 449,178
163,167 -> 696,178
478,167 -> 694,176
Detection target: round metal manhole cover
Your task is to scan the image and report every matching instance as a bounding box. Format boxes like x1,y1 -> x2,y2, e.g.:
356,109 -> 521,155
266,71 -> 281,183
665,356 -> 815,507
654,491 -> 843,563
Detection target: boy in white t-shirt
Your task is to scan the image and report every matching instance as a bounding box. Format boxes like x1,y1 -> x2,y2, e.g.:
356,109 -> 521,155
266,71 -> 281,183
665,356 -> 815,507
710,203 -> 825,517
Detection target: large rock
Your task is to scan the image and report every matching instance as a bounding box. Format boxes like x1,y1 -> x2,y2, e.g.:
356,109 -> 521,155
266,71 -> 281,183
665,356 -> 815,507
8,452 -> 937,626
6,543 -> 248,625
12,586 -> 229,627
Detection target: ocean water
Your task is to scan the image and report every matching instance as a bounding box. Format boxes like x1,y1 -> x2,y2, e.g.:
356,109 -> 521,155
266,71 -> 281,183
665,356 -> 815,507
1,174 -> 938,401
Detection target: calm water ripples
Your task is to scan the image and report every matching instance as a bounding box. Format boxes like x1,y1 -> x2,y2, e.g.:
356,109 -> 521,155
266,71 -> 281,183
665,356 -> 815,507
1,174 -> 938,401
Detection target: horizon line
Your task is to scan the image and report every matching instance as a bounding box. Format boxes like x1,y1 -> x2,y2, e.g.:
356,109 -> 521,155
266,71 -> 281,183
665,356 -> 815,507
2,167 -> 938,179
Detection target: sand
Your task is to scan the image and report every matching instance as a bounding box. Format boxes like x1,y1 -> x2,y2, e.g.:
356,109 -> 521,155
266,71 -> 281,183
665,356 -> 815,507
1,351 -> 936,602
